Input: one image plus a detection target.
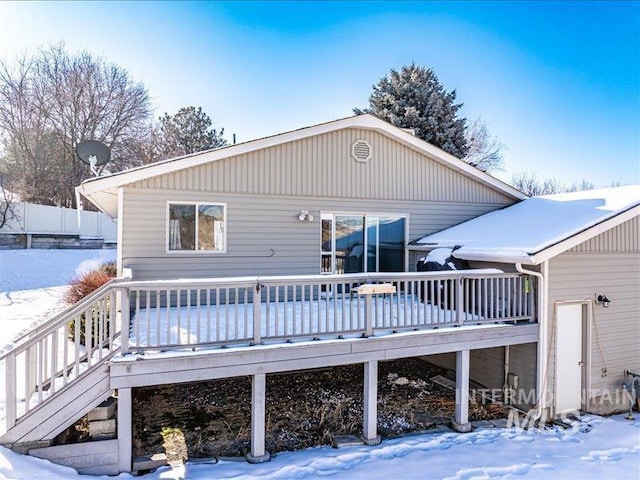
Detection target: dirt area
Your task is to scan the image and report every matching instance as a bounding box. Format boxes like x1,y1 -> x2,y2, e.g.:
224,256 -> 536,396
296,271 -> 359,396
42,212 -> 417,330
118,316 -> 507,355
130,358 -> 505,462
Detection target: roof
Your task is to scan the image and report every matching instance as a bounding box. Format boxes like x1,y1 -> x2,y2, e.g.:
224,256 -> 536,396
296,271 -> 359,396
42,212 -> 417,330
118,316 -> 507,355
415,185 -> 640,264
75,114 -> 525,218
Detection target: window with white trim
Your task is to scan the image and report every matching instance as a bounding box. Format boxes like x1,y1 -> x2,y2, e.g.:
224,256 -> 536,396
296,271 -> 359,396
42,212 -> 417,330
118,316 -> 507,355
167,202 -> 226,252
321,213 -> 406,274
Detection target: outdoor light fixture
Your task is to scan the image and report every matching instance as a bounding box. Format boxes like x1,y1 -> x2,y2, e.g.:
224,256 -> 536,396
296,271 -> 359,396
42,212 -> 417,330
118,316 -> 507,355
595,294 -> 611,308
298,210 -> 314,222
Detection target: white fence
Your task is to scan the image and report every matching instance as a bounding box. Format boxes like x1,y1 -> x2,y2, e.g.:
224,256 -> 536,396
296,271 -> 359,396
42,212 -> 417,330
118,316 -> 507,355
0,202 -> 117,242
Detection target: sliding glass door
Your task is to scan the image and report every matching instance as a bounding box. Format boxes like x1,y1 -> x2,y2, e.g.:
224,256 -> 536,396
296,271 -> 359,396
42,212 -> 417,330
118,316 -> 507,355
321,213 -> 406,274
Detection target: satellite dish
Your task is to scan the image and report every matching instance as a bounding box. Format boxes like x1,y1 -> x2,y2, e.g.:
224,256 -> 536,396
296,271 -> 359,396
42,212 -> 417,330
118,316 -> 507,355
76,140 -> 111,176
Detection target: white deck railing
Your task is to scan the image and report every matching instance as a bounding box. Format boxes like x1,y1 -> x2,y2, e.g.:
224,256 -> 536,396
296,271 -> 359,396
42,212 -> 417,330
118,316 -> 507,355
123,270 -> 535,353
1,280 -> 122,431
0,270 -> 535,432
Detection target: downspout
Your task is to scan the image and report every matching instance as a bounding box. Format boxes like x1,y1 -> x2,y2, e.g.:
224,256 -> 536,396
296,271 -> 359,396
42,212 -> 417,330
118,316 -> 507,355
516,261 -> 548,420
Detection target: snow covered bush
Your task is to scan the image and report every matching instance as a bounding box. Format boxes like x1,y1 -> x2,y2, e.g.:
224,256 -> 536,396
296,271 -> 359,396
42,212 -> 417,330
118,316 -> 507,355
64,261 -> 116,305
64,261 -> 116,347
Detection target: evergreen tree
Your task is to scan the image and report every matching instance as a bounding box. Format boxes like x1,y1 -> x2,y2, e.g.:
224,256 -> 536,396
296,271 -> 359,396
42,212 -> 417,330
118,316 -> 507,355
154,106 -> 226,160
355,64 -> 468,158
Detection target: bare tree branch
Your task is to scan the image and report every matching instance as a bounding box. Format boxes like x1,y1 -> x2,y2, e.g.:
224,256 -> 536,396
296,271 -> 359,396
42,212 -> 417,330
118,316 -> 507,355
0,43 -> 152,207
463,117 -> 505,173
511,171 -> 595,196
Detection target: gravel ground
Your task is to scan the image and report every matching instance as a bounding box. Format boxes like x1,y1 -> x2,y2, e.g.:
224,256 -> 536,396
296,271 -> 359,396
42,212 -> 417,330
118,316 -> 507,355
130,358 -> 505,462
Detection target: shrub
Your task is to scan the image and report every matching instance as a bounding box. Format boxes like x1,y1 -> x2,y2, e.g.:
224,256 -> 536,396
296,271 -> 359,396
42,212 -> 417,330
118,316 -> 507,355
64,269 -> 115,305
65,263 -> 117,348
98,261 -> 117,278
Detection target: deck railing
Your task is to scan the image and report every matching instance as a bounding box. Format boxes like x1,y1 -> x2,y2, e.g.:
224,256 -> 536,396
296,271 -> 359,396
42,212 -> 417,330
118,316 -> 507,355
1,280 -> 122,430
123,270 -> 536,353
0,270 -> 535,431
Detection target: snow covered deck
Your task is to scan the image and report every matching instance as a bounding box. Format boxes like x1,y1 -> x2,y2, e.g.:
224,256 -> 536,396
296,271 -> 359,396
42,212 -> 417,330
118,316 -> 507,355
124,270 -> 536,353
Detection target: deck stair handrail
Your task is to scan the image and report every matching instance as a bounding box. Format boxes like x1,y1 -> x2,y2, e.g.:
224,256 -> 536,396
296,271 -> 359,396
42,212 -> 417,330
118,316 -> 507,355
3,279 -> 121,351
2,278 -> 123,431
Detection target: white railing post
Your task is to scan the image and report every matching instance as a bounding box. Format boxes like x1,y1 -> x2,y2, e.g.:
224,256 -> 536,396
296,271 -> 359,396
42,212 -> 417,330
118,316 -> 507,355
120,287 -> 130,355
356,284 -> 396,337
364,294 -> 373,337
27,337 -> 37,398
253,283 -> 262,345
5,353 -> 16,430
456,277 -> 464,326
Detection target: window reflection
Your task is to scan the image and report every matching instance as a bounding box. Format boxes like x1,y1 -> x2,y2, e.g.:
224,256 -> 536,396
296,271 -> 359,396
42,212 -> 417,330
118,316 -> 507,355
322,214 -> 405,273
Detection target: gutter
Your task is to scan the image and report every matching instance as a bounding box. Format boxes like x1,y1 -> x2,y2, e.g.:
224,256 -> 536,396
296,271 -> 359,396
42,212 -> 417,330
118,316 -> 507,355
515,261 -> 548,420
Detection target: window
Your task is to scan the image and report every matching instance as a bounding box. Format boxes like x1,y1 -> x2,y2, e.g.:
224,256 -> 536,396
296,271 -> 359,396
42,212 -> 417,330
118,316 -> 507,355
167,202 -> 226,253
321,213 -> 406,274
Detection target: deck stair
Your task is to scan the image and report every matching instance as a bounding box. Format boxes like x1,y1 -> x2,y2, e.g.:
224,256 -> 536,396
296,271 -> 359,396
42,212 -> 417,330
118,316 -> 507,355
0,279 -> 123,448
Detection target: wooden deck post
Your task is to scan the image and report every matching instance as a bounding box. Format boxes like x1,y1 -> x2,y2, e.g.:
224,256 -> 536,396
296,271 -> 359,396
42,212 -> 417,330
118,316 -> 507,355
119,288 -> 130,355
364,294 -> 373,337
117,388 -> 132,473
5,353 -> 16,430
247,373 -> 270,463
452,349 -> 472,432
363,360 -> 381,445
253,283 -> 262,345
456,278 -> 464,325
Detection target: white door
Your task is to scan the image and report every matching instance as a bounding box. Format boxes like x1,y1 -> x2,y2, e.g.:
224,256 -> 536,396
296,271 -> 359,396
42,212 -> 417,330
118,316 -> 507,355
555,304 -> 584,414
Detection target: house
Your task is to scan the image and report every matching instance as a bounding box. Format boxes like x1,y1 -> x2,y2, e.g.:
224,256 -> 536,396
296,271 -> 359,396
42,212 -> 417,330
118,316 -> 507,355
1,114 -> 542,475
415,185 -> 640,418
74,114 -> 525,280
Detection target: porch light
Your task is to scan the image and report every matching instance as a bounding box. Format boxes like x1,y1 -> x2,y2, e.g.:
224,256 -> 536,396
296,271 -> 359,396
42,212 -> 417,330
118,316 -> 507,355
595,294 -> 611,308
298,210 -> 314,222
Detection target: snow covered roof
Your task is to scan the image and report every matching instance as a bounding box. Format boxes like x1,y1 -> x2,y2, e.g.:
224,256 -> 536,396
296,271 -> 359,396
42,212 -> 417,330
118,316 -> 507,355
76,114 -> 524,218
415,185 -> 640,264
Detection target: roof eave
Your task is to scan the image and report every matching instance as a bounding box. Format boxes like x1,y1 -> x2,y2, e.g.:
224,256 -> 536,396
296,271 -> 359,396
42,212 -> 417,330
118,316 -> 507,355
527,204 -> 640,264
452,251 -> 535,265
77,114 -> 526,201
76,185 -> 119,219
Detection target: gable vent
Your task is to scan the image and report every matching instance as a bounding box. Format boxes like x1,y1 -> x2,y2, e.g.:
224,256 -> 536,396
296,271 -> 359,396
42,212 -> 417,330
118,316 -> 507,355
351,139 -> 372,163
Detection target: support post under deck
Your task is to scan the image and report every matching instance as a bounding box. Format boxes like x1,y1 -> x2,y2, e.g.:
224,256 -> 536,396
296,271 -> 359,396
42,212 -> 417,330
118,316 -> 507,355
117,388 -> 132,473
247,373 -> 270,463
452,349 -> 472,432
363,360 -> 381,445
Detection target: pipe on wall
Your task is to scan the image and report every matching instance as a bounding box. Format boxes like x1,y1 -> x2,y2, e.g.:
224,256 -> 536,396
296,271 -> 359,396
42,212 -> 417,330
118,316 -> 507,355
516,261 -> 548,420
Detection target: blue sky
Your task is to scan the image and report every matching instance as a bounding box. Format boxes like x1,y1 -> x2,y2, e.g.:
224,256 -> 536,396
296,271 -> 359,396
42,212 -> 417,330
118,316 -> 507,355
0,1 -> 638,187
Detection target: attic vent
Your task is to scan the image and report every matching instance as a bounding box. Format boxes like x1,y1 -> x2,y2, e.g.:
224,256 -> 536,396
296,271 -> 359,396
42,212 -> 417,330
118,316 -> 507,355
351,139 -> 372,163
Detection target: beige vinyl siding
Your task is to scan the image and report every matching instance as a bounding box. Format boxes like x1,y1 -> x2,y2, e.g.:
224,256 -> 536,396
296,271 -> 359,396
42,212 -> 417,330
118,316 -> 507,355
427,349 -> 503,390
427,344 -> 537,397
508,343 -> 537,398
131,128 -> 513,204
547,251 -> 640,413
569,216 -> 639,252
121,187 -> 507,280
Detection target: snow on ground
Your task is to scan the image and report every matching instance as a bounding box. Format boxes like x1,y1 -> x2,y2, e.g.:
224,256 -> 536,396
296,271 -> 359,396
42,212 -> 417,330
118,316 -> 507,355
0,414 -> 638,479
0,249 -> 116,437
0,249 -> 638,480
0,248 -> 115,292
0,249 -> 115,347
